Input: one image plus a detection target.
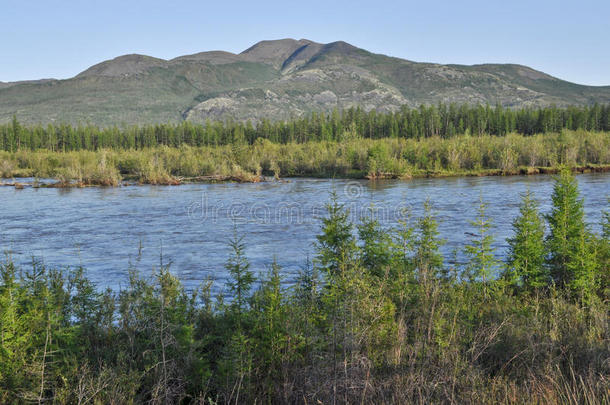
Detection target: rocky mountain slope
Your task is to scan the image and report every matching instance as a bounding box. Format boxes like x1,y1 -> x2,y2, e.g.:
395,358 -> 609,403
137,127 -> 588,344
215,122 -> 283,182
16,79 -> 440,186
1,39 -> 609,126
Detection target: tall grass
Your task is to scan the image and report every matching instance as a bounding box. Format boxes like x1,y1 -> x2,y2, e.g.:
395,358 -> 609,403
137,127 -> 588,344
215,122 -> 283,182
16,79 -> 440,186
1,130 -> 608,185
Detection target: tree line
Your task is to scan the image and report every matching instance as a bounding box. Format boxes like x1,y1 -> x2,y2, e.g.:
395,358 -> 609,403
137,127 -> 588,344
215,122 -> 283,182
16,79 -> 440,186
1,170 -> 608,403
1,103 -> 610,152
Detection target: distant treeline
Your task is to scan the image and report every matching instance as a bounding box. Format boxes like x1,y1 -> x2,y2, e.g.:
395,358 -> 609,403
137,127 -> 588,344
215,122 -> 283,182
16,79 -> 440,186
2,103 -> 610,151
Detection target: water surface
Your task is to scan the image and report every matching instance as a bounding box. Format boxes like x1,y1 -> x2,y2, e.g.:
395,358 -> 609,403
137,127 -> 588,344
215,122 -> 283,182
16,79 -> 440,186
1,174 -> 608,291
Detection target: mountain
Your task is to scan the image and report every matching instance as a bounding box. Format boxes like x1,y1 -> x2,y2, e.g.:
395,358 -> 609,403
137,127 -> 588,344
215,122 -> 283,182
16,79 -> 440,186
1,39 -> 609,126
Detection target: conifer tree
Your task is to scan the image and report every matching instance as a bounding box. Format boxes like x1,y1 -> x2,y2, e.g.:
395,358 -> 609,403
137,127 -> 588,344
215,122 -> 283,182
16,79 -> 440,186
599,208 -> 610,299
545,169 -> 590,292
465,196 -> 498,295
225,234 -> 254,321
388,211 -> 417,313
358,211 -> 393,278
414,201 -> 445,282
567,231 -> 599,301
505,190 -> 548,292
0,261 -> 21,392
252,258 -> 285,348
250,258 -> 289,400
315,191 -> 357,278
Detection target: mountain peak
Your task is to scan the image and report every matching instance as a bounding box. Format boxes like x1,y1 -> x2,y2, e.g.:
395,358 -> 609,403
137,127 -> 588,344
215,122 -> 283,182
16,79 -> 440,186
171,50 -> 241,64
240,38 -> 319,68
240,38 -> 313,53
77,54 -> 167,78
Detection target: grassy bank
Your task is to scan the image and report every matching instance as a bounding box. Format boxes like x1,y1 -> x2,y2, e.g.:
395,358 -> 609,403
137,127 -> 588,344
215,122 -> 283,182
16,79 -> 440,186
0,171 -> 608,403
1,130 -> 609,186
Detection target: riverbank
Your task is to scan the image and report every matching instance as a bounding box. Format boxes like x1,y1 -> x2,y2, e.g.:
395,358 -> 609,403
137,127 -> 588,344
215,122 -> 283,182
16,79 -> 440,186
1,131 -> 608,186
3,164 -> 610,189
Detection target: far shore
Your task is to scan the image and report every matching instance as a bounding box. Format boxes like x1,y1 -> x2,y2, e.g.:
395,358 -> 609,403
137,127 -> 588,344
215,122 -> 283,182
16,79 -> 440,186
2,164 -> 609,189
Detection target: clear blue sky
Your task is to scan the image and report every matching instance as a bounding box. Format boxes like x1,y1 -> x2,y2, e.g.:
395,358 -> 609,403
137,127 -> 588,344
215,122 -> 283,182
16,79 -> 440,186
1,0 -> 609,85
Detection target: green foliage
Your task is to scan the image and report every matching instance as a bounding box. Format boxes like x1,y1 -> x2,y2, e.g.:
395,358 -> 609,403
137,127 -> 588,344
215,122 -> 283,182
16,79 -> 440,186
414,200 -> 445,281
315,192 -> 358,277
545,169 -> 599,299
567,231 -> 600,303
505,190 -> 548,291
2,104 -> 610,153
358,210 -> 393,278
225,234 -> 255,321
1,129 -> 609,184
465,197 -> 498,289
599,206 -> 610,299
250,258 -> 293,397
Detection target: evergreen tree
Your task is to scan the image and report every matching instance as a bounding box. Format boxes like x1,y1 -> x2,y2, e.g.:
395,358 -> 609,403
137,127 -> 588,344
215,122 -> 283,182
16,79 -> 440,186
0,261 -> 22,392
545,169 -> 590,292
567,231 -> 599,302
358,210 -> 393,278
225,234 -> 254,321
414,201 -> 445,282
505,190 -> 548,292
250,258 -> 290,401
599,207 -> 610,299
315,191 -> 357,278
388,211 -> 417,313
465,196 -> 498,296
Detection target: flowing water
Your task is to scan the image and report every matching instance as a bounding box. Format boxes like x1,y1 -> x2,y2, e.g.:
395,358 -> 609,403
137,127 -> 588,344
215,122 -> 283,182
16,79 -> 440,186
1,173 -> 608,291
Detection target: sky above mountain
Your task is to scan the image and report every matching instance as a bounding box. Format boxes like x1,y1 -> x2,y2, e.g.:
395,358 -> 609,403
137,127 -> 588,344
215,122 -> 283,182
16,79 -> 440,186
1,0 -> 609,86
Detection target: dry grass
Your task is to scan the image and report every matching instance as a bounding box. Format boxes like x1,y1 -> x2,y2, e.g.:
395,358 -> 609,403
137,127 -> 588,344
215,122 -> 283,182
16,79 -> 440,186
0,131 -> 608,186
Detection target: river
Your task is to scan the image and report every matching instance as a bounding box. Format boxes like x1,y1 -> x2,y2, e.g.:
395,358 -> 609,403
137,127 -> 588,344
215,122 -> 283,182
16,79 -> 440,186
1,173 -> 608,291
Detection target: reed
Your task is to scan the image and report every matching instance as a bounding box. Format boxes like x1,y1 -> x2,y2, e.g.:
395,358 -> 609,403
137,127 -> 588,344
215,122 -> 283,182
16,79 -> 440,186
1,130 -> 608,186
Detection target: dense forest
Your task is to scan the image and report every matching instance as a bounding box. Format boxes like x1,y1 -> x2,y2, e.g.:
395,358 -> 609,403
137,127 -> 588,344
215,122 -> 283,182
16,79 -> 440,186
2,103 -> 610,152
0,170 -> 608,403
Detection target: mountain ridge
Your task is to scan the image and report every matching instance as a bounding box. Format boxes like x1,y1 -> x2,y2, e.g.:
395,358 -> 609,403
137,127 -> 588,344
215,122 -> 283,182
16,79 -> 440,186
1,38 -> 609,126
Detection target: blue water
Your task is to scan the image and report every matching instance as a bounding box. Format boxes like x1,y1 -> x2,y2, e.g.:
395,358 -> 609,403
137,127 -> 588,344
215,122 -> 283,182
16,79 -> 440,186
1,173 -> 608,291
